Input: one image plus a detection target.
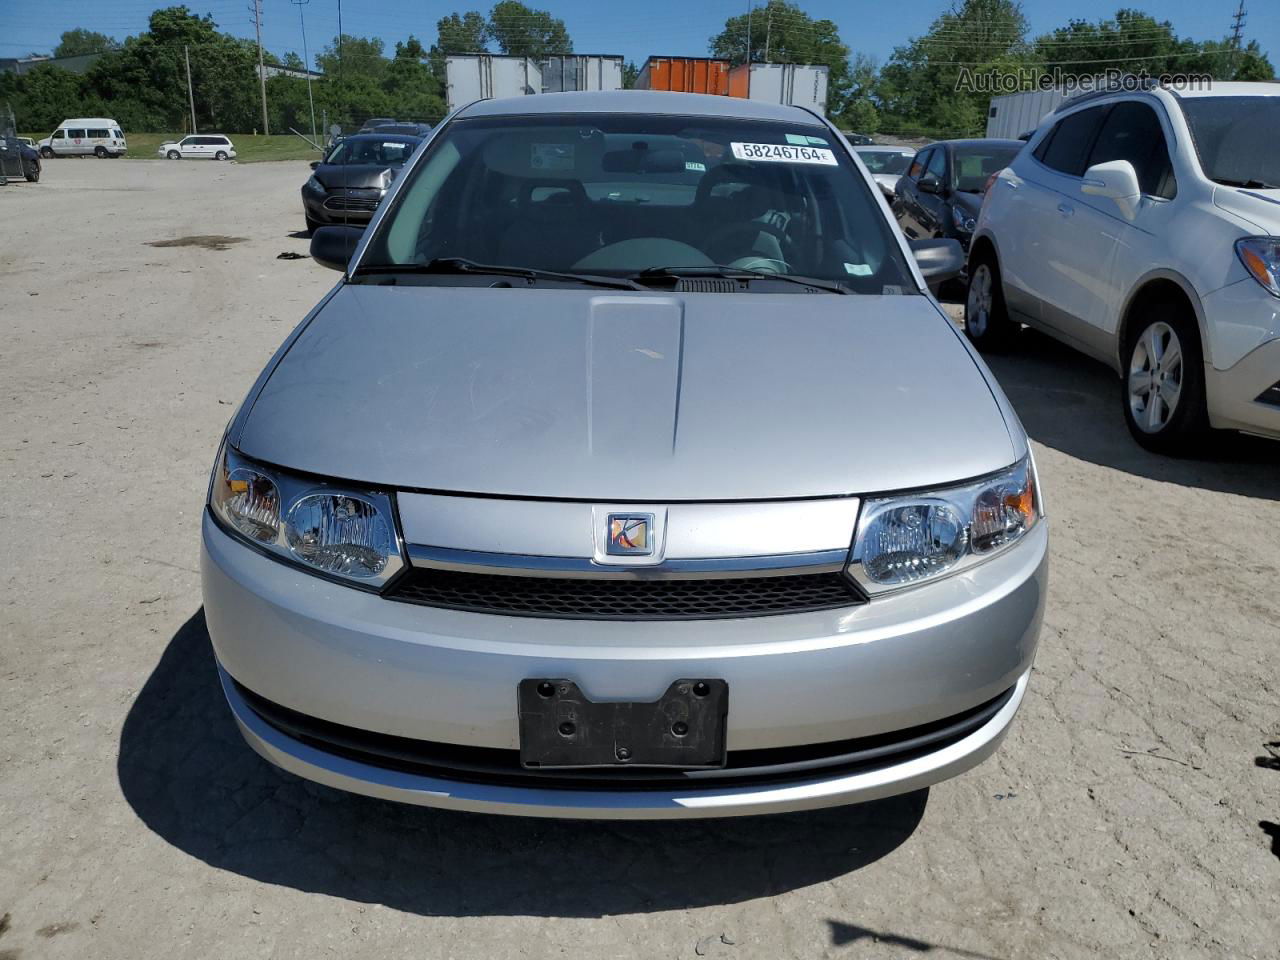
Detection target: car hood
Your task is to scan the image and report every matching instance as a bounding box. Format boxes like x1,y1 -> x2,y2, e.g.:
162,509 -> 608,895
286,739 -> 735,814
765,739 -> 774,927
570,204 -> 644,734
236,286 -> 1017,500
313,163 -> 397,190
1211,184 -> 1280,232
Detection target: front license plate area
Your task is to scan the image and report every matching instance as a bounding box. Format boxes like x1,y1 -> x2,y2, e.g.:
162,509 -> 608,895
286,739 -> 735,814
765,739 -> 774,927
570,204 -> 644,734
518,679 -> 728,769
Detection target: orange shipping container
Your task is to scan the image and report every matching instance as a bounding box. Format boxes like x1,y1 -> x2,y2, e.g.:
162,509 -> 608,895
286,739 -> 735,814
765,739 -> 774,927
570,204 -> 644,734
635,57 -> 730,95
728,64 -> 750,99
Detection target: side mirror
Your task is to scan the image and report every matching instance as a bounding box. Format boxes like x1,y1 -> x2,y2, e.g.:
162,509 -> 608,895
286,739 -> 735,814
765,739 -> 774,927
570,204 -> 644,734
910,238 -> 965,289
309,160 -> 320,170
1081,160 -> 1140,220
310,224 -> 363,271
918,174 -> 944,195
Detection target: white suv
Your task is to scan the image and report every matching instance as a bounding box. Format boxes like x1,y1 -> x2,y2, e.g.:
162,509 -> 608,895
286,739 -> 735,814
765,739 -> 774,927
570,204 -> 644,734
967,81 -> 1280,452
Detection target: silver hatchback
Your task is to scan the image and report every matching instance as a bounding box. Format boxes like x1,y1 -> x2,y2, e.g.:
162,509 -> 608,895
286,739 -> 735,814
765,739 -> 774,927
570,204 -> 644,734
202,91 -> 1047,819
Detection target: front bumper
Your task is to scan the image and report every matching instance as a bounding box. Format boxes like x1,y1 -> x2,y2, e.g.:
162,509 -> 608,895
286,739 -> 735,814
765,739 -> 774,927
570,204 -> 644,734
302,187 -> 381,224
202,511 -> 1047,818
1202,281 -> 1280,438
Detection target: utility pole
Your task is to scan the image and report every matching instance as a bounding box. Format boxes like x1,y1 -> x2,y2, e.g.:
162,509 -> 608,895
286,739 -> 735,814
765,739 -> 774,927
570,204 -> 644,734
764,3 -> 771,63
337,0 -> 343,81
1229,1 -> 1247,79
251,0 -> 269,134
184,44 -> 197,134
745,2 -> 752,67
291,0 -> 318,147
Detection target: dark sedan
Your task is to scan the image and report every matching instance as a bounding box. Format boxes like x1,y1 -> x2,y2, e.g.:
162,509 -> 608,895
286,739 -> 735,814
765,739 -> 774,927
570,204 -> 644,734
891,138 -> 1022,252
0,135 -> 40,183
301,133 -> 423,232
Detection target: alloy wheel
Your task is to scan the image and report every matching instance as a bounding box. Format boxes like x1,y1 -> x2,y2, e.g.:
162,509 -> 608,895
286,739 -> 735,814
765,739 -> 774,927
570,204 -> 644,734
966,263 -> 992,337
1128,321 -> 1184,433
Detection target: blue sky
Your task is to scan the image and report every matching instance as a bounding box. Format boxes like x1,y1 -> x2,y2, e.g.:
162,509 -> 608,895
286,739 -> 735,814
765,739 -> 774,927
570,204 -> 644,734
4,0 -> 1276,69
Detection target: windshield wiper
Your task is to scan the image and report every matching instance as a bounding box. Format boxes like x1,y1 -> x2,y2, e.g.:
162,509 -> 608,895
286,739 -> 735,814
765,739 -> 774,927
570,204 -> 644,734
1213,177 -> 1280,190
632,265 -> 851,295
353,257 -> 645,290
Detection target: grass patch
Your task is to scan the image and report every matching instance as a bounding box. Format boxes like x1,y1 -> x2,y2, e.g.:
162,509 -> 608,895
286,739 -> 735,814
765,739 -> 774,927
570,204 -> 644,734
20,131 -> 322,163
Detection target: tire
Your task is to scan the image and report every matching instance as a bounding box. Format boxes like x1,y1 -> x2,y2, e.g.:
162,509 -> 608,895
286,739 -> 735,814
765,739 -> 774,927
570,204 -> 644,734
40,146 -> 53,159
94,146 -> 107,158
215,150 -> 229,161
24,161 -> 39,183
964,254 -> 1015,351
1121,304 -> 1209,454
167,150 -> 180,160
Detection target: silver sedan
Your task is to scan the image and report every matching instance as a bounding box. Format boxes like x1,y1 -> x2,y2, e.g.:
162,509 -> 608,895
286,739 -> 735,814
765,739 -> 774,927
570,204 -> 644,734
203,91 -> 1047,819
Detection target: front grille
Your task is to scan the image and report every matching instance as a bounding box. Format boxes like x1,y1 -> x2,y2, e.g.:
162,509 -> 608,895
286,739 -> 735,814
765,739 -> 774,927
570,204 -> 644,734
385,567 -> 864,620
233,679 -> 1016,791
323,196 -> 380,211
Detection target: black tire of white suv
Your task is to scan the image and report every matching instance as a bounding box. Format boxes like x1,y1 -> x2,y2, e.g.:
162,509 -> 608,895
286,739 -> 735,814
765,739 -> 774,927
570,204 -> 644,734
964,255 -> 1015,351
1121,305 -> 1209,454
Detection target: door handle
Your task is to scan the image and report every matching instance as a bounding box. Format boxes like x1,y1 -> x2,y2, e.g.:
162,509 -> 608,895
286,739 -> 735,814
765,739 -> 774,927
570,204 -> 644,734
1057,202 -> 1074,218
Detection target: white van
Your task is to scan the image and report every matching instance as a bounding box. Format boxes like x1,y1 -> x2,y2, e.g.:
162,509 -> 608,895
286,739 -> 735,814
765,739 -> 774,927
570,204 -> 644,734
157,134 -> 237,160
38,119 -> 127,158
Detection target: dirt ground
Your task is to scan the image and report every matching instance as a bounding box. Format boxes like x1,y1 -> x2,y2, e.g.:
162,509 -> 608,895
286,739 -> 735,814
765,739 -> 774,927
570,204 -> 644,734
1,160 -> 1277,960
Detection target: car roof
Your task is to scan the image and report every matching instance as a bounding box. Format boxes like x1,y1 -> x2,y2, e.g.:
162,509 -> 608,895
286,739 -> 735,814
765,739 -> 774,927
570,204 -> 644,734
855,145 -> 914,153
1164,80 -> 1280,100
340,133 -> 421,143
455,90 -> 823,125
934,138 -> 1024,150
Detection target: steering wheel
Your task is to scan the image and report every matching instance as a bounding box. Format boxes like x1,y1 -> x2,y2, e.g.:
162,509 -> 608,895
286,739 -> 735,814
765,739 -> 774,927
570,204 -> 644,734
693,162 -> 790,265
728,256 -> 789,275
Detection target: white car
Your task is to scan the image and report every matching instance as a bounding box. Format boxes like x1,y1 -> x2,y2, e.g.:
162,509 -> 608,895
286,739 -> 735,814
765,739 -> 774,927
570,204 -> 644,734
158,135 -> 237,161
853,145 -> 915,201
967,81 -> 1280,452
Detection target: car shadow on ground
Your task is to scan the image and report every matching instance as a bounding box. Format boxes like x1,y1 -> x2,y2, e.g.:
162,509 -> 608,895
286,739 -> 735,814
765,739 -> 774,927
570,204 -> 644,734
982,328 -> 1280,501
117,610 -> 928,918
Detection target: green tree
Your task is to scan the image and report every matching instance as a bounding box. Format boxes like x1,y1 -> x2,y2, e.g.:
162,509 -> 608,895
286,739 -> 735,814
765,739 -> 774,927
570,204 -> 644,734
839,53 -> 879,134
876,0 -> 1035,138
1035,9 -> 1198,79
487,1 -> 571,58
621,60 -> 640,89
708,1 -> 851,116
54,29 -> 119,58
316,35 -> 388,81
0,64 -> 93,131
430,11 -> 490,79
282,51 -> 305,71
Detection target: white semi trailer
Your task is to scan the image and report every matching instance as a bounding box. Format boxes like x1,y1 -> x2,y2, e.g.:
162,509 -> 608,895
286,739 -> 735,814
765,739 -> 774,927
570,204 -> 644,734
445,55 -> 543,113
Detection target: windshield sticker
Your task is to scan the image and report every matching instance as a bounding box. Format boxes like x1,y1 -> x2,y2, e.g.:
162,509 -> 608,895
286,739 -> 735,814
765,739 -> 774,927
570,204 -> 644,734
843,262 -> 872,277
731,142 -> 837,165
531,143 -> 574,171
685,161 -> 706,172
785,134 -> 831,147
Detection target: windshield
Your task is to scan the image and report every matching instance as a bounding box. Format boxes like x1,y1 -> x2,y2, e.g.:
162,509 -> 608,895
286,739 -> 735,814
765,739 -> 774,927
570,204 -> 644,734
952,146 -> 1020,192
358,113 -> 914,294
1179,96 -> 1280,188
324,137 -> 417,166
856,150 -> 912,175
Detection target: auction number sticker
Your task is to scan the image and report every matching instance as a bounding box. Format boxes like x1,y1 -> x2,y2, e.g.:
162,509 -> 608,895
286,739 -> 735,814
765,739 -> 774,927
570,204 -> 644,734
731,142 -> 837,165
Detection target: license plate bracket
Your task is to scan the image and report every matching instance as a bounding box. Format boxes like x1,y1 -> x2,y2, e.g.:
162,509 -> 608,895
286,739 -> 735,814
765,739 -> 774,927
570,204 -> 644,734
518,678 -> 728,769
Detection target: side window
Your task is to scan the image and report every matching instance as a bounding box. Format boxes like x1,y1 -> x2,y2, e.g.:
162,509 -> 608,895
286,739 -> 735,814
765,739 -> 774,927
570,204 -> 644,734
113,129 -> 124,139
52,129 -> 65,140
88,128 -> 109,138
907,148 -> 931,181
67,128 -> 86,139
1088,102 -> 1176,199
926,147 -> 947,181
1037,106 -> 1107,177
182,137 -> 197,146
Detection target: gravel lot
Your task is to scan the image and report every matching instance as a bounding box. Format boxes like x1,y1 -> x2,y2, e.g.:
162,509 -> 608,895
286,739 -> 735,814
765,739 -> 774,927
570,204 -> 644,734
1,160 -> 1277,960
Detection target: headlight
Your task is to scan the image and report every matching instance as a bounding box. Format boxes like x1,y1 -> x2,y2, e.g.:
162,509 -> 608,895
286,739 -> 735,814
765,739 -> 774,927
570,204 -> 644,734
1235,237 -> 1280,298
955,211 -> 977,234
848,456 -> 1040,594
306,175 -> 324,192
209,446 -> 403,588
